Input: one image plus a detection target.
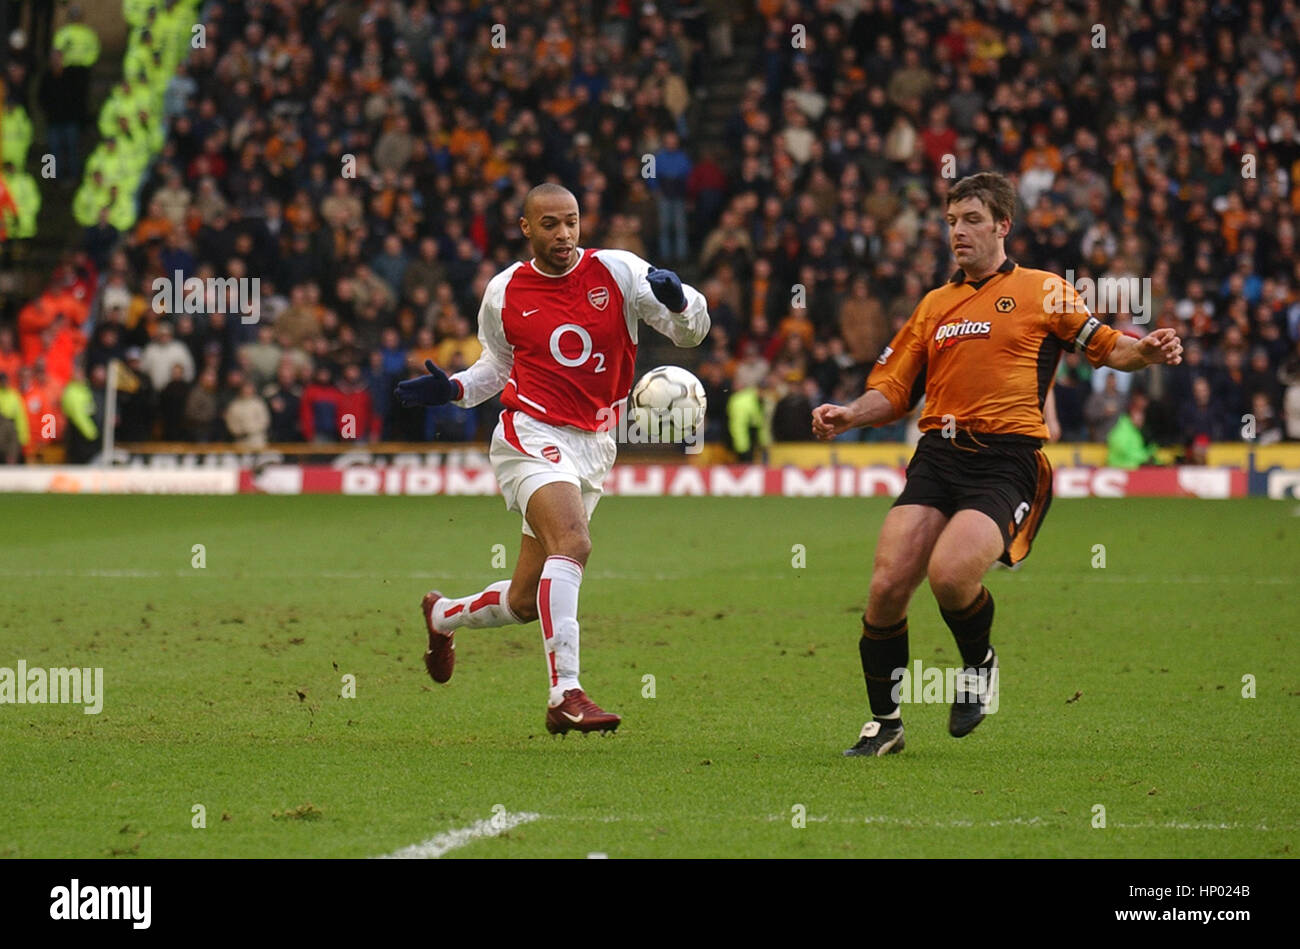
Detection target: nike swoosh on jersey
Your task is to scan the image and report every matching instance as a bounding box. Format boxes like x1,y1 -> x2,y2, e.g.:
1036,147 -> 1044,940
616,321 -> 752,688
522,308 -> 540,317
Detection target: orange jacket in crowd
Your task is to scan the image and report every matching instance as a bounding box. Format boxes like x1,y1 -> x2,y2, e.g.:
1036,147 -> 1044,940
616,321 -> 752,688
42,324 -> 85,390
17,288 -> 90,365
22,378 -> 64,455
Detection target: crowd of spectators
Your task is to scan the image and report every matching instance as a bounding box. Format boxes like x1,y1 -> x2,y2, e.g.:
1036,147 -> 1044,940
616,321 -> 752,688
3,0 -> 1300,465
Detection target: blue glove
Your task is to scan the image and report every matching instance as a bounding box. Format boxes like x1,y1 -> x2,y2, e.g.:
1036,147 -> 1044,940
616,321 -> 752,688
395,360 -> 460,407
647,266 -> 687,313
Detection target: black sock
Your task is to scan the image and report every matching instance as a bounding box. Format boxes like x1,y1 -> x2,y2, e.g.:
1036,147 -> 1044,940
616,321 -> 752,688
941,586 -> 994,667
859,616 -> 908,721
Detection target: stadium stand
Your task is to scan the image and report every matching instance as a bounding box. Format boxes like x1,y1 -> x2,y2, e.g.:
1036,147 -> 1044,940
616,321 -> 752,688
2,0 -> 1299,464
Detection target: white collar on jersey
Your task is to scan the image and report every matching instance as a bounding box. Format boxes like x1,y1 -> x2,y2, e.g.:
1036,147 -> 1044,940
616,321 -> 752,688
528,247 -> 585,278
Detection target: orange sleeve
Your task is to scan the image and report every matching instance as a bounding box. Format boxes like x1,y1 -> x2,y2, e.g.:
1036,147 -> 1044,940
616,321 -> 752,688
866,300 -> 929,418
1044,277 -> 1119,368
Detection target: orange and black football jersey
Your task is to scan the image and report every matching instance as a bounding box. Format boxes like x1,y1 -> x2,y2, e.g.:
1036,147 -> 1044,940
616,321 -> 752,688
867,259 -> 1122,440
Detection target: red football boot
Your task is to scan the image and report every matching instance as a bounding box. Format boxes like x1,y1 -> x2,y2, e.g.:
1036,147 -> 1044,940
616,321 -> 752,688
422,591 -> 454,683
545,689 -> 621,735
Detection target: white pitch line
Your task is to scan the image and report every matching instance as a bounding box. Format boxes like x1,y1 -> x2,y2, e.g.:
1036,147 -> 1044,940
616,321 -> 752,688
379,811 -> 539,859
0,567 -> 1291,585
0,567 -> 790,582
452,812 -> 1290,833
764,814 -> 1286,831
0,567 -> 186,578
377,810 -> 1288,861
1027,575 -> 1292,585
376,810 -> 1289,858
763,814 -> 1049,828
1110,821 -> 1282,831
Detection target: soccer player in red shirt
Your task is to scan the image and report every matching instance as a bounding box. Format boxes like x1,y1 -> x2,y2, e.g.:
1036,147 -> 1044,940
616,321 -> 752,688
396,183 -> 710,734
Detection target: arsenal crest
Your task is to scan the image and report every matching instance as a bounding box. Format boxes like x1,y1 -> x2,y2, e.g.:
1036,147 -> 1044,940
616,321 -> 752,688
588,286 -> 610,310
541,445 -> 562,463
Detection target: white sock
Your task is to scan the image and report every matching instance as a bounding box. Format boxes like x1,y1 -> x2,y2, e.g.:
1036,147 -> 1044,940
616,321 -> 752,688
433,580 -> 520,632
539,555 -> 583,704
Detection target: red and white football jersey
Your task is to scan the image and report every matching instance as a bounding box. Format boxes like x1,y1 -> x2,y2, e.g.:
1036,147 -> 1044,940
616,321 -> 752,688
451,248 -> 710,432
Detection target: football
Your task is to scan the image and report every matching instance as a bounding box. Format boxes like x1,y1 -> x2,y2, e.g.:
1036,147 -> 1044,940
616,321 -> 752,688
628,365 -> 707,443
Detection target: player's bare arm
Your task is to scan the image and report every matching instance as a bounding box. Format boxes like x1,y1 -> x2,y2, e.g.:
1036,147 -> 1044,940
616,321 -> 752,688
1043,386 -> 1061,442
812,389 -> 896,440
1104,328 -> 1183,370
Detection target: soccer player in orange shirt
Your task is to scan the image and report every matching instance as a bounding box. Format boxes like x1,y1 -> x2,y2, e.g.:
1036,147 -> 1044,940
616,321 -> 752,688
813,173 -> 1183,757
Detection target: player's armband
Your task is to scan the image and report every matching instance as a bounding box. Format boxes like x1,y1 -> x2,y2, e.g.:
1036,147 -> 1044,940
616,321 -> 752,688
1064,313 -> 1119,367
1062,315 -> 1103,353
1073,316 -> 1102,350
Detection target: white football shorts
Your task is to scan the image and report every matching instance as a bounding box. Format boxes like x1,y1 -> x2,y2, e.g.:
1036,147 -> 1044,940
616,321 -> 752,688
489,409 -> 618,538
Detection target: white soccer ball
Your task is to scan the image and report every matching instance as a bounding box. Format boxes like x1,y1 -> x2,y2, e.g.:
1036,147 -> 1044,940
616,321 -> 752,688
628,365 -> 706,443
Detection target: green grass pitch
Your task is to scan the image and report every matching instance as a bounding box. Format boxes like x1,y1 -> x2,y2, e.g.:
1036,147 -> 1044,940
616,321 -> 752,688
0,494 -> 1296,858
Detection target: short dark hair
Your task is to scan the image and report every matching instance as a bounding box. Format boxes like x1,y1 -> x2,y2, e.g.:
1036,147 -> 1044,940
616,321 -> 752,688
947,172 -> 1017,226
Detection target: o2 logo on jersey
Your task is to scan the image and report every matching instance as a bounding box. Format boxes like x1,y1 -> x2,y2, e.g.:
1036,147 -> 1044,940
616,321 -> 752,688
588,286 -> 610,311
541,445 -> 562,463
550,324 -> 607,373
933,319 -> 992,350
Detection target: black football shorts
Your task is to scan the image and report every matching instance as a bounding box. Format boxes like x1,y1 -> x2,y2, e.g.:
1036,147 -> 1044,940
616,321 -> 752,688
894,430 -> 1053,566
